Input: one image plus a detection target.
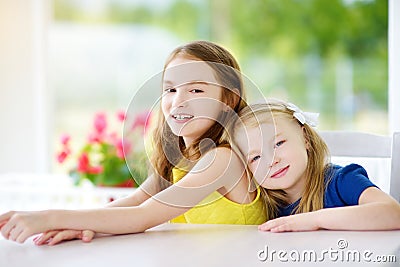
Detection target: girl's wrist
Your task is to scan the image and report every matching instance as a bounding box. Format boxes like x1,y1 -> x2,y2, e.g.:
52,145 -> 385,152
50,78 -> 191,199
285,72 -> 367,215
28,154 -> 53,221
44,209 -> 64,229
314,209 -> 326,229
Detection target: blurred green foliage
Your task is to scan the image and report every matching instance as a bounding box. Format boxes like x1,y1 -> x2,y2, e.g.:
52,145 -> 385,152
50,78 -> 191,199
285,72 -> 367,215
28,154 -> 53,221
53,0 -> 387,58
53,0 -> 388,131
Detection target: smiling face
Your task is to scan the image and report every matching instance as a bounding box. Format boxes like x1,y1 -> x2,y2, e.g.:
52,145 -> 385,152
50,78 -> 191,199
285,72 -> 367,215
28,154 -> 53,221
161,56 -> 226,146
235,116 -> 309,202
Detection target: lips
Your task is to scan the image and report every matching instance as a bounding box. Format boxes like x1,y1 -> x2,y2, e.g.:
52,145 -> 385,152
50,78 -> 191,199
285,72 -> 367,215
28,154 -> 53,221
270,166 -> 289,178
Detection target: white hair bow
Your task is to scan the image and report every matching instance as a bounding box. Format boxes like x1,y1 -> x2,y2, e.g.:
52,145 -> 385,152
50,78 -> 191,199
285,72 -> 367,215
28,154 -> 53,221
286,103 -> 319,127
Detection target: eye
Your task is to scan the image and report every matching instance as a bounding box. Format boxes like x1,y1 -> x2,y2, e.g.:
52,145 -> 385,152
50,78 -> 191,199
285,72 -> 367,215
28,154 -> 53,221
249,155 -> 261,164
275,140 -> 285,148
190,88 -> 204,93
164,87 -> 176,93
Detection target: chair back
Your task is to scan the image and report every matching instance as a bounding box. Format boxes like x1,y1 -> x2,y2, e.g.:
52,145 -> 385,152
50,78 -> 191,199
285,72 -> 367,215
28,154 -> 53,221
319,131 -> 400,202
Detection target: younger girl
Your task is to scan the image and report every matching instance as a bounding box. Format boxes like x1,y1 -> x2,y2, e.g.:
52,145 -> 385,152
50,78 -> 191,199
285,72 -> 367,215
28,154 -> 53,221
233,99 -> 400,232
0,41 -> 266,244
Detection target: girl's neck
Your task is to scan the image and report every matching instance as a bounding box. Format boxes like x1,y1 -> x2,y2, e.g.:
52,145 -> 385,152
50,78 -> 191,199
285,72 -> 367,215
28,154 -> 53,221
182,137 -> 192,147
283,175 -> 306,204
284,190 -> 302,204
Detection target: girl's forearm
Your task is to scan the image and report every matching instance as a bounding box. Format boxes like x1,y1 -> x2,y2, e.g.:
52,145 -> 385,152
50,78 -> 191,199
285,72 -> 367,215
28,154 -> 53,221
48,207 -> 150,234
316,202 -> 400,230
106,192 -> 149,208
106,176 -> 158,208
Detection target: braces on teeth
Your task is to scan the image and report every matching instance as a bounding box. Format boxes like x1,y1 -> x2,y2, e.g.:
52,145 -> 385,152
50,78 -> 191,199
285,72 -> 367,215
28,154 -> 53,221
173,114 -> 193,120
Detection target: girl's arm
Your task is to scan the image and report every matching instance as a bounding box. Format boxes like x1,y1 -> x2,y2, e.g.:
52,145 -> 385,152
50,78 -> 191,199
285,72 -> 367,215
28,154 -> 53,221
33,174 -> 161,245
0,147 -> 246,243
259,187 -> 400,232
106,174 -> 160,207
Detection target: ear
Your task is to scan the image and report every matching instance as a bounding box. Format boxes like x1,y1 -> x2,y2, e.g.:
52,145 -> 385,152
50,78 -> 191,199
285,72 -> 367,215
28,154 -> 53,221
231,88 -> 240,98
226,87 -> 241,111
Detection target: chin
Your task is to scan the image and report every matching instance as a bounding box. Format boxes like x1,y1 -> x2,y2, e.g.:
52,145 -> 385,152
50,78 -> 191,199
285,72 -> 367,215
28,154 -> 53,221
261,182 -> 282,190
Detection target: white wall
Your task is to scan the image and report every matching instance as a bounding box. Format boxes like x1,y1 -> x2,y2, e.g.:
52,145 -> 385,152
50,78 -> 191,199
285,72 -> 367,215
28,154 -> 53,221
389,0 -> 400,134
0,0 -> 51,173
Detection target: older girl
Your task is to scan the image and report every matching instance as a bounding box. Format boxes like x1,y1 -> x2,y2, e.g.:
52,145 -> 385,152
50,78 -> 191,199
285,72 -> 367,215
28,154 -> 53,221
0,41 -> 265,244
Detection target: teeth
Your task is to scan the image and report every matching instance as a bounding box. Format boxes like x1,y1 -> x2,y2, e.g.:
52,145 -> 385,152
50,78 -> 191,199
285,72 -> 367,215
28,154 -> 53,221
173,114 -> 193,120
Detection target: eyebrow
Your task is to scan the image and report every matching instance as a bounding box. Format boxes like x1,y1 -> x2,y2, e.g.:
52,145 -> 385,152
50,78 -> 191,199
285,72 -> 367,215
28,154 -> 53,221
163,80 -> 173,85
162,80 -> 212,87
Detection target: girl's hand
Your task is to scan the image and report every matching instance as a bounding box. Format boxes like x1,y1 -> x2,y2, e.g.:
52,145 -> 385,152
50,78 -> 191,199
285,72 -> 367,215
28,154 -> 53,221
0,210 -> 51,243
33,229 -> 95,246
258,212 -> 320,232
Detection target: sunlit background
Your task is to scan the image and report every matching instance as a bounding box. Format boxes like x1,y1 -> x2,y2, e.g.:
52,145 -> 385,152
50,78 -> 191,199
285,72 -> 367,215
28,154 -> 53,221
51,0 -> 389,131
0,0 -> 399,211
51,0 -> 390,171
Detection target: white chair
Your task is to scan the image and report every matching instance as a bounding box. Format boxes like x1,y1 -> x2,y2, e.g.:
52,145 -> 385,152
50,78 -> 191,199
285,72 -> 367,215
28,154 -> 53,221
319,131 -> 400,202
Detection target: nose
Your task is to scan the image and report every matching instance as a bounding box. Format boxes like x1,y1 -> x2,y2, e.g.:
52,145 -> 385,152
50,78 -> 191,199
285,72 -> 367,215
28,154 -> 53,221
270,150 -> 280,167
172,89 -> 188,108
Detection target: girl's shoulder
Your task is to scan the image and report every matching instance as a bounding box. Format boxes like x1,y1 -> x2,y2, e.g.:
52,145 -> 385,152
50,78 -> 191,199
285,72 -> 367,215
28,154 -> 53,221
202,144 -> 235,157
173,145 -> 245,192
326,163 -> 369,180
192,145 -> 243,175
324,163 -> 377,206
202,145 -> 242,169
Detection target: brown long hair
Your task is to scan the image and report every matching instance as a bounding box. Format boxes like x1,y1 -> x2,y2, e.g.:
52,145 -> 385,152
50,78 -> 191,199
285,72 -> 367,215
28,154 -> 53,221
232,100 -> 330,219
149,40 -> 247,189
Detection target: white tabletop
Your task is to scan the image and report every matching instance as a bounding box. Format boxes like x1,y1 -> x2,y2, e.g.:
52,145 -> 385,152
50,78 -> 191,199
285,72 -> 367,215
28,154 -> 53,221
1,223 -> 399,267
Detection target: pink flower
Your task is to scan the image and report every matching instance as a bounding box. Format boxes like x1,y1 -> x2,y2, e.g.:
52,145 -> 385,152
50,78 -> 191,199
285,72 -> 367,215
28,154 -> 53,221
109,132 -> 118,143
77,152 -> 103,174
132,111 -> 151,134
77,153 -> 90,173
115,138 -> 131,159
60,134 -> 70,145
116,110 -> 126,122
56,109 -> 148,187
88,165 -> 103,175
57,150 -> 69,164
94,113 -> 107,134
88,132 -> 103,143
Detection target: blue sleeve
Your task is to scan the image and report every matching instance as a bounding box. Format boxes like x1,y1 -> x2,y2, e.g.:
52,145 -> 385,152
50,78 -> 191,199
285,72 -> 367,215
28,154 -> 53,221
332,164 -> 378,205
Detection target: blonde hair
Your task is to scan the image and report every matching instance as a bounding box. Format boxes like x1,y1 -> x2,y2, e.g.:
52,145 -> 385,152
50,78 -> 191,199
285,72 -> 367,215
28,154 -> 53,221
150,40 -> 247,189
232,100 -> 330,220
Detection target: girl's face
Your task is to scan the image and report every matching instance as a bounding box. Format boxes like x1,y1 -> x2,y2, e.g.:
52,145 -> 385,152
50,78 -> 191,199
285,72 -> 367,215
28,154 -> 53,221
161,56 -> 225,146
235,117 -> 309,202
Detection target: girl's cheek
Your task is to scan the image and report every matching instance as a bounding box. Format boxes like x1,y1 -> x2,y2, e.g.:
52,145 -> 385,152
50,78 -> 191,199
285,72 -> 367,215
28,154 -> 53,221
253,169 -> 267,185
253,168 -> 271,188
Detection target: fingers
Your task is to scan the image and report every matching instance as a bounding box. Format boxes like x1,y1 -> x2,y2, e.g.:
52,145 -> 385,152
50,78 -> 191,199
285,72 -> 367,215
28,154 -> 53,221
34,230 -> 65,246
47,230 -> 81,246
0,218 -> 15,239
0,212 -> 29,241
15,229 -> 31,244
8,226 -> 22,242
0,214 -> 33,242
34,229 -> 95,246
0,211 -> 15,223
81,230 -> 95,242
258,219 -> 277,231
7,225 -> 31,244
0,220 -> 7,230
33,234 -> 44,244
258,218 -> 289,232
270,223 -> 290,233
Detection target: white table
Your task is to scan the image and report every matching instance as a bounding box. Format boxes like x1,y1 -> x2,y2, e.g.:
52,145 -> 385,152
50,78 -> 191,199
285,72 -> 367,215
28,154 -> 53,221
1,223 -> 399,267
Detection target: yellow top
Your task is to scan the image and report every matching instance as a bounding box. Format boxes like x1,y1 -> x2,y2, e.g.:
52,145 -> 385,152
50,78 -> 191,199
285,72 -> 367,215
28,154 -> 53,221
170,167 -> 266,225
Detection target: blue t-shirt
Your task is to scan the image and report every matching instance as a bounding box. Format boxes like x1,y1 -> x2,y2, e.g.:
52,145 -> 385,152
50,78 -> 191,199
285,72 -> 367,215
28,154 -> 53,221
279,164 -> 377,217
